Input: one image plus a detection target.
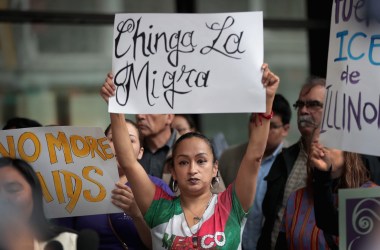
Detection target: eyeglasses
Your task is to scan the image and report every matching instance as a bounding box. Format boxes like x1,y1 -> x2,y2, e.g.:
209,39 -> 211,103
293,100 -> 323,110
270,122 -> 283,130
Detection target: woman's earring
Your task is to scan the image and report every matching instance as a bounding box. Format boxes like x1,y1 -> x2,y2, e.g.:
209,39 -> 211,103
211,176 -> 220,189
215,176 -> 220,184
171,179 -> 179,192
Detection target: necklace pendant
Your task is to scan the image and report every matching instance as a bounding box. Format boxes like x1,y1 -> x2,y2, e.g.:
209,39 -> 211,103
192,236 -> 198,248
193,216 -> 201,222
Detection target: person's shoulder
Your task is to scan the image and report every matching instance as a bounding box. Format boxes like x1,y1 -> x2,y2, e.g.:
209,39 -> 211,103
148,175 -> 175,196
361,181 -> 379,188
282,141 -> 300,153
272,141 -> 300,164
220,142 -> 248,157
270,142 -> 298,166
149,174 -> 166,184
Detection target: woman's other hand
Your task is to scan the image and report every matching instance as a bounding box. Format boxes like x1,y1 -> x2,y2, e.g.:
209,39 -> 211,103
100,72 -> 116,104
111,182 -> 142,219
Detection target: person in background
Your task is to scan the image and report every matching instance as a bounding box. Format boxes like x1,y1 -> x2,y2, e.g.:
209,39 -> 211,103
2,116 -> 42,129
257,76 -> 326,250
105,72 -> 179,184
134,112 -> 177,180
100,63 -> 279,249
54,119 -> 174,250
275,134 -> 376,250
172,114 -> 197,136
219,94 -> 291,186
0,157 -> 77,250
258,76 -> 380,250
211,131 -> 229,161
172,114 -> 229,162
219,94 -> 291,250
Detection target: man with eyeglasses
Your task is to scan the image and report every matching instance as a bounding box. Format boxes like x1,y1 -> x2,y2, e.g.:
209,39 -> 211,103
257,76 -> 326,250
218,94 -> 291,250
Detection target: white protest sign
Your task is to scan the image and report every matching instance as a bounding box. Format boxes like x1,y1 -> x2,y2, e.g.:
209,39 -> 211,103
110,12 -> 264,114
320,0 -> 380,156
0,126 -> 121,218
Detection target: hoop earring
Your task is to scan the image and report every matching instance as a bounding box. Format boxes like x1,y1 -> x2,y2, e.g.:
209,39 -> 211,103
215,174 -> 220,184
171,179 -> 179,193
210,176 -> 220,189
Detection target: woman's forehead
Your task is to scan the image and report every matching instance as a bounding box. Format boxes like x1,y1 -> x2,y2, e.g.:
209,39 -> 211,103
176,137 -> 212,152
126,122 -> 139,134
0,166 -> 27,183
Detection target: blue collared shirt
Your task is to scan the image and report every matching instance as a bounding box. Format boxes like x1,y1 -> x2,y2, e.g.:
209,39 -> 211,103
242,143 -> 283,250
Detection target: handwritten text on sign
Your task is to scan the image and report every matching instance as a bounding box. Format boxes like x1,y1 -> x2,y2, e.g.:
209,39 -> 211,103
320,0 -> 380,156
0,127 -> 120,218
110,12 -> 264,114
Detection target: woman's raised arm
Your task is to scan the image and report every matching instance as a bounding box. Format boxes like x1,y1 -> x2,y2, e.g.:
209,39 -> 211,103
234,63 -> 279,212
100,73 -> 156,214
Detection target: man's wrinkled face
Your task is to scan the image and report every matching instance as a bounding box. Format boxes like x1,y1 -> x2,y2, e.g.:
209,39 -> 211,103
135,114 -> 172,137
295,85 -> 326,137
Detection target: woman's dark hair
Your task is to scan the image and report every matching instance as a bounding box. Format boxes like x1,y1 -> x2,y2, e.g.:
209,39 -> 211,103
273,94 -> 292,126
104,118 -> 142,145
175,114 -> 197,131
2,117 -> 42,130
0,157 -> 72,241
307,151 -> 370,191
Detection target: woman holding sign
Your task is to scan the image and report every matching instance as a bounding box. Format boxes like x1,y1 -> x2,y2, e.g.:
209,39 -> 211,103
100,63 -> 279,249
55,120 -> 174,250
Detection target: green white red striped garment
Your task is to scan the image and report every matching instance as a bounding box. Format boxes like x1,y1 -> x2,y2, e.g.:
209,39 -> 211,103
144,184 -> 248,249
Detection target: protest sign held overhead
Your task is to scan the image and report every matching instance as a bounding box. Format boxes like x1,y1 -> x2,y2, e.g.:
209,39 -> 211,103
110,12 -> 264,114
0,126 -> 120,218
320,0 -> 380,156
